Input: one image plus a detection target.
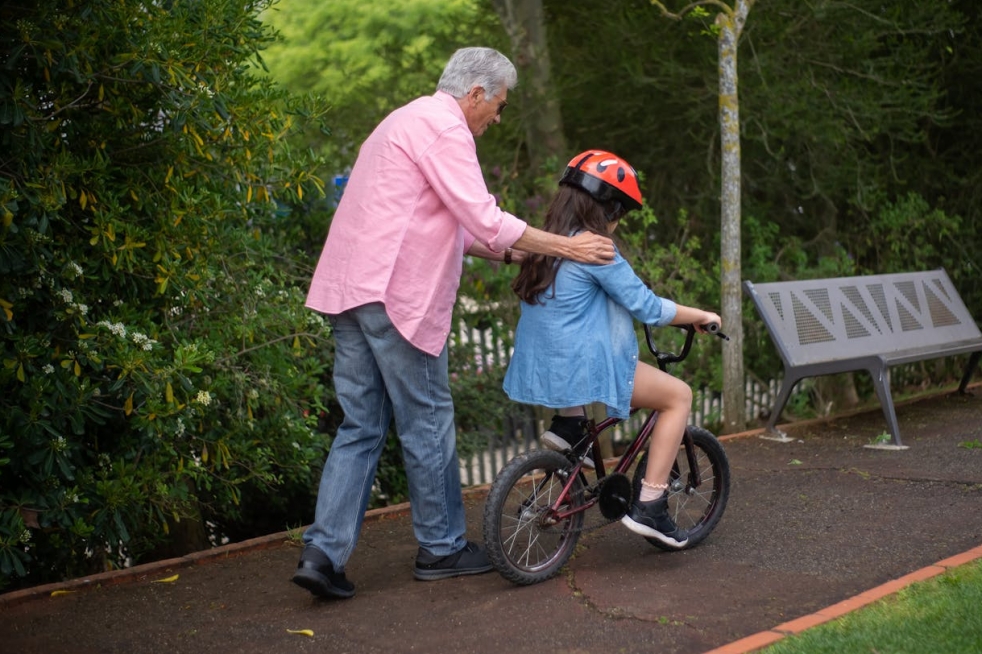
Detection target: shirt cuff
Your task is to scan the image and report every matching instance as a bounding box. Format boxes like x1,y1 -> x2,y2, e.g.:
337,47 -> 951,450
658,299 -> 678,326
488,212 -> 527,253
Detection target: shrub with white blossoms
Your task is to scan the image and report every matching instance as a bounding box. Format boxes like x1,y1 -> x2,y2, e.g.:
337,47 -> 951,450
0,0 -> 334,590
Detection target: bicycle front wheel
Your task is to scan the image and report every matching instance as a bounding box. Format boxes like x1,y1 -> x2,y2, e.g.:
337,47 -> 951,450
482,450 -> 584,586
632,426 -> 730,551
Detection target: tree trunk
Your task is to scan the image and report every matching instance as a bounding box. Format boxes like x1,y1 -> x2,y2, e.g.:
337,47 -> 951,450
717,1 -> 754,433
489,0 -> 567,170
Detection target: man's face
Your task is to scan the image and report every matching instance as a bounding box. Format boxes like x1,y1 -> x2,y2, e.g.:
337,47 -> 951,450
463,86 -> 508,137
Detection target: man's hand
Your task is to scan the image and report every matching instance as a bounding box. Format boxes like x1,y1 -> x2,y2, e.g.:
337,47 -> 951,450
511,225 -> 615,265
566,232 -> 615,264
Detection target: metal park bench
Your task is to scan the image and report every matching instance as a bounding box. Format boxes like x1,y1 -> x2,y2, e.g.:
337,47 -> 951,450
744,269 -> 982,449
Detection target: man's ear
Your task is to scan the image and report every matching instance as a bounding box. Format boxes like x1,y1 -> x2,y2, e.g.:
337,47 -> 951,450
467,86 -> 485,105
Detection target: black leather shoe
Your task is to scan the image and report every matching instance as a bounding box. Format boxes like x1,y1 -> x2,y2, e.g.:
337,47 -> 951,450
292,545 -> 355,599
413,541 -> 494,581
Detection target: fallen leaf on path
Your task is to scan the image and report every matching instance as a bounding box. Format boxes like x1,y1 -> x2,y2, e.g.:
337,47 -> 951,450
152,574 -> 180,583
50,590 -> 75,597
286,629 -> 315,637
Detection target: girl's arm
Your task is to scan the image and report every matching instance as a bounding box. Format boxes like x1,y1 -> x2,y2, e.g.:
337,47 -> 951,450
586,252 -> 721,331
670,304 -> 722,333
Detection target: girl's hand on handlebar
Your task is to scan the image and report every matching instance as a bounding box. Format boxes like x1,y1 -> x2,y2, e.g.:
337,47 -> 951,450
694,311 -> 721,335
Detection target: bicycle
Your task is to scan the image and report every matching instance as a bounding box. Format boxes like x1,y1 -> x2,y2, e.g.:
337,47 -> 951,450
482,323 -> 731,586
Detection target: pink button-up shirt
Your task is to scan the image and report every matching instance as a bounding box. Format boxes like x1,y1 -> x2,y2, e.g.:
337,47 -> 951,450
306,91 -> 527,356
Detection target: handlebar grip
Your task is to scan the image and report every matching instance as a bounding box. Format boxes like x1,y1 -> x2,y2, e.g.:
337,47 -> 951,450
702,322 -> 730,341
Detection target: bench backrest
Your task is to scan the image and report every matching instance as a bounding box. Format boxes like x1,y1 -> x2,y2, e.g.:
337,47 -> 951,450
744,269 -> 982,367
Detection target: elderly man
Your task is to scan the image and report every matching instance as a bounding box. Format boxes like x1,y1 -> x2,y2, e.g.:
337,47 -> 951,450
293,47 -> 614,599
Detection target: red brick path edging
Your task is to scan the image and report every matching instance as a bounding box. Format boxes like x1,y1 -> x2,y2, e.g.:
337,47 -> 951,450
702,544 -> 982,654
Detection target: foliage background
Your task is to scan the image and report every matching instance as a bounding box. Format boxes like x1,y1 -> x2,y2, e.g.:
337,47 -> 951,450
0,0 -> 334,589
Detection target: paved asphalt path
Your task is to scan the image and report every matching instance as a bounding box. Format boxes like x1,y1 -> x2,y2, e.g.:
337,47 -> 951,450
2,389 -> 981,654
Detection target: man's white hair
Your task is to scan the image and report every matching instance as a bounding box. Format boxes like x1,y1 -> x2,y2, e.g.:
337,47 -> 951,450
437,47 -> 518,100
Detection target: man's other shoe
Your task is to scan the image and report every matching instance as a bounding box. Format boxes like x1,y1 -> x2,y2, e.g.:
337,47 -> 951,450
413,541 -> 494,581
292,545 -> 356,599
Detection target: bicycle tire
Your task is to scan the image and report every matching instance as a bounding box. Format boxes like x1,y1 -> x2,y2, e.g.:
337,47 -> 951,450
482,450 -> 584,585
631,426 -> 730,551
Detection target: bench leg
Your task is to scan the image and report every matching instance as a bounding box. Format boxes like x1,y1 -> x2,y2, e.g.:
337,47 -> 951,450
958,351 -> 981,394
865,365 -> 909,450
762,374 -> 798,442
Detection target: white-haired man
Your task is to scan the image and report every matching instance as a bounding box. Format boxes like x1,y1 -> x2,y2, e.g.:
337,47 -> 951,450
293,47 -> 615,599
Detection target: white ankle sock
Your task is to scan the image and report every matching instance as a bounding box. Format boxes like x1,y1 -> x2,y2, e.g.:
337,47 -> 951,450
640,480 -> 668,502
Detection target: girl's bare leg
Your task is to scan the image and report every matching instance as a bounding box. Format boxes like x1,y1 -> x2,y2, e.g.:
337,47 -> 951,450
630,361 -> 692,492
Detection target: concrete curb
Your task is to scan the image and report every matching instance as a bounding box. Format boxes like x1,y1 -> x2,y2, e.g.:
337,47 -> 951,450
0,501 -> 419,609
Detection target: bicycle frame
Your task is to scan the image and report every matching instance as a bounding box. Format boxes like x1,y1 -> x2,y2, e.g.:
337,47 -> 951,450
547,325 -> 717,521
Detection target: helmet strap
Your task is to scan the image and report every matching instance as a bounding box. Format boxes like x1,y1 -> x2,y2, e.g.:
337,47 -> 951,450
603,201 -> 624,222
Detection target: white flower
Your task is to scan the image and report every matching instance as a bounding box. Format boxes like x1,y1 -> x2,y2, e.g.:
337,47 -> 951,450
42,364 -> 55,374
57,288 -> 73,303
195,390 -> 212,406
67,262 -> 83,278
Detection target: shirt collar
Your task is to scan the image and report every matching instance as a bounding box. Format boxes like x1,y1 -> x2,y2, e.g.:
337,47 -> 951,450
434,90 -> 467,127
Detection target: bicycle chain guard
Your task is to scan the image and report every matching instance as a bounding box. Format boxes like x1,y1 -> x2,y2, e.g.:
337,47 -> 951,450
597,472 -> 632,520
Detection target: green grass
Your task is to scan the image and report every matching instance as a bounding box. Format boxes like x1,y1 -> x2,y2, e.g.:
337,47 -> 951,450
761,560 -> 982,654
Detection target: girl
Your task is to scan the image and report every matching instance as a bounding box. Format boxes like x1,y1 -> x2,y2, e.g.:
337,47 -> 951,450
503,150 -> 721,548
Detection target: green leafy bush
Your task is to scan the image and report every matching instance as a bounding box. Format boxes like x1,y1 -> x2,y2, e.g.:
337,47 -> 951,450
0,0 -> 332,589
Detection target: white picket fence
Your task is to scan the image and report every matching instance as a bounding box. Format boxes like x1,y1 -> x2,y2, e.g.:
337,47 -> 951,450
451,316 -> 784,487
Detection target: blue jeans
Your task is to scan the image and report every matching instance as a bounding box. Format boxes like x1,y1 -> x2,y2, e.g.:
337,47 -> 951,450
303,303 -> 467,569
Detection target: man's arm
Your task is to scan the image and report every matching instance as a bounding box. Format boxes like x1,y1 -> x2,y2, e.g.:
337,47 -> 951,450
512,225 -> 615,264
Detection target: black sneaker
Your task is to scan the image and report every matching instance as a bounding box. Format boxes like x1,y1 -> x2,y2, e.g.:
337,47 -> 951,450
620,496 -> 689,548
413,541 -> 494,581
540,415 -> 594,469
292,545 -> 356,599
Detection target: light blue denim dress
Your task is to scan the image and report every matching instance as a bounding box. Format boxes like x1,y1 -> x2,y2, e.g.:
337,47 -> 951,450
503,248 -> 677,419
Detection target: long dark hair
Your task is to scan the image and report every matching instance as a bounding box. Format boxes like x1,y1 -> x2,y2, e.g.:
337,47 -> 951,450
511,185 -> 620,304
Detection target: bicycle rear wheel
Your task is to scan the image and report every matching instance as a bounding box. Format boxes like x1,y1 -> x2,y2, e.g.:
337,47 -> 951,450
482,450 -> 584,585
632,426 -> 730,551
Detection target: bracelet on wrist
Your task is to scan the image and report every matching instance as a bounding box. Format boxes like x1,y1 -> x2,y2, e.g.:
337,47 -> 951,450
504,248 -> 513,265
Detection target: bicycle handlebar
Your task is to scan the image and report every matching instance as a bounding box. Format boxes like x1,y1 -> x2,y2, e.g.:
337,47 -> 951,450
643,323 -> 728,369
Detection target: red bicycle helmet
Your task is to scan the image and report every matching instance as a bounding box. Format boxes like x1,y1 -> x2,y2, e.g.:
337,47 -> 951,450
559,150 -> 642,215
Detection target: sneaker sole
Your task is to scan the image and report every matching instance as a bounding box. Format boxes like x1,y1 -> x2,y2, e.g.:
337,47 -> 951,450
292,569 -> 356,599
412,565 -> 494,581
620,515 -> 688,549
540,432 -> 595,469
